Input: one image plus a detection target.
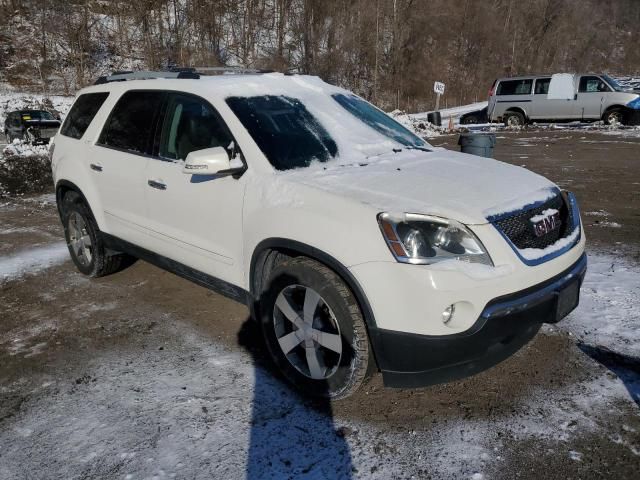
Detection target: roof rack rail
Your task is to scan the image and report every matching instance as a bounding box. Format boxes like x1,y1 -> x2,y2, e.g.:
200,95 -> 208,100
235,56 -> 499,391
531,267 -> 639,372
94,70 -> 200,85
194,66 -> 275,75
93,66 -> 277,85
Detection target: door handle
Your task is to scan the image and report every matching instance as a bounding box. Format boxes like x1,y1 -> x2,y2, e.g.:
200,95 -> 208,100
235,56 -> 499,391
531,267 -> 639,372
90,163 -> 103,172
148,179 -> 167,190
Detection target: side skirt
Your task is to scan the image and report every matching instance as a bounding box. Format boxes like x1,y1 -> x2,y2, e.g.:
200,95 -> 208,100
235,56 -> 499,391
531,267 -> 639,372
100,232 -> 251,306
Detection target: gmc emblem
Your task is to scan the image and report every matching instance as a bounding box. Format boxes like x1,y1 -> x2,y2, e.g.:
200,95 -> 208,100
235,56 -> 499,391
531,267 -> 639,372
531,210 -> 562,237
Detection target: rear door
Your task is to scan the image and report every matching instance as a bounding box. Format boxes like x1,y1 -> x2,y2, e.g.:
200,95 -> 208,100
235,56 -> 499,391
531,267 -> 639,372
530,77 -> 576,120
576,75 -> 609,120
491,79 -> 533,120
143,92 -> 246,285
92,90 -> 164,246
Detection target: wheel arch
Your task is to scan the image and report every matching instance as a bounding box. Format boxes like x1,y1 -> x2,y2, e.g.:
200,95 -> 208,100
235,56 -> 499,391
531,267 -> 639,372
505,107 -> 528,120
602,104 -> 628,119
55,180 -> 97,222
250,238 -> 381,368
250,239 -> 376,325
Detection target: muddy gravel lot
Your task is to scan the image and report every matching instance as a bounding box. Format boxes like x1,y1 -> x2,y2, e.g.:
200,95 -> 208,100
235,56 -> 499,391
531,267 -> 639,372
1,129 -> 639,479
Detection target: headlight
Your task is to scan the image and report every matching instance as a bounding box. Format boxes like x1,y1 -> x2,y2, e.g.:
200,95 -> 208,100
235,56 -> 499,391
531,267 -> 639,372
378,213 -> 493,266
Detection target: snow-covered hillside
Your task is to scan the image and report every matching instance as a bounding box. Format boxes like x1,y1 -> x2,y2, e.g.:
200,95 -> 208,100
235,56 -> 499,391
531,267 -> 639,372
0,92 -> 74,127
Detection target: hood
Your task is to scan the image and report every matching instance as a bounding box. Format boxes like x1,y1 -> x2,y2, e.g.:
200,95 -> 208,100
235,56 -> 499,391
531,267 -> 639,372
283,148 -> 557,225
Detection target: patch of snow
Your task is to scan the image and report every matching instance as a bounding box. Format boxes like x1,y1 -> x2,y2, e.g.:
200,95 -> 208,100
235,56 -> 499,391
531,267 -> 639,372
585,210 -> 610,218
559,253 -> 640,356
0,242 -> 69,282
529,208 -> 558,224
2,139 -> 51,158
592,221 -> 622,228
483,186 -> 557,219
518,226 -> 580,261
413,101 -> 488,124
569,450 -> 583,461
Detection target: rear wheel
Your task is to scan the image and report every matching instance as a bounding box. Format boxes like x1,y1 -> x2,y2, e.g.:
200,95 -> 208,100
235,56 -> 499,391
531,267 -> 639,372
504,111 -> 525,127
603,108 -> 625,126
259,257 -> 374,399
61,192 -> 134,277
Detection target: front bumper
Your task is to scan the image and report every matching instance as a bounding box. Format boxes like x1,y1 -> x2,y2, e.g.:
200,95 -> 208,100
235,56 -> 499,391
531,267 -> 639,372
369,253 -> 587,388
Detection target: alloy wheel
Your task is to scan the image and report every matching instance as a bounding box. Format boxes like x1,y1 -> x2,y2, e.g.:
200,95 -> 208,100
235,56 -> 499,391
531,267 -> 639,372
68,212 -> 93,266
272,284 -> 343,380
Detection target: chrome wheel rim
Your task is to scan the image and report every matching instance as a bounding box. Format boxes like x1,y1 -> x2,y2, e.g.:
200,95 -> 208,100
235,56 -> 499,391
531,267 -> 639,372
507,115 -> 521,126
273,285 -> 343,380
608,112 -> 621,124
68,212 -> 92,266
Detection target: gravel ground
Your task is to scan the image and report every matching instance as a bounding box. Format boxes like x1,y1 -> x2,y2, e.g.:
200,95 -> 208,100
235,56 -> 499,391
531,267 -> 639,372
0,130 -> 639,479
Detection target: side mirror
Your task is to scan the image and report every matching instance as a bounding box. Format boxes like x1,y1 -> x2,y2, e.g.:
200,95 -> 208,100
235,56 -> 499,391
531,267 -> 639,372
182,147 -> 231,176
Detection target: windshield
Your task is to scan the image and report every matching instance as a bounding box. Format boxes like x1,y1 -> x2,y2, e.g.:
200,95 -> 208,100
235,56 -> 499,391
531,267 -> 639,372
602,75 -> 625,92
332,94 -> 427,148
226,95 -> 338,171
22,110 -> 55,120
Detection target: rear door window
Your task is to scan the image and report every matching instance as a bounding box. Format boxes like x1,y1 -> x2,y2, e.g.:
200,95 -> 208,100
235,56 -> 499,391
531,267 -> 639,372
98,91 -> 164,155
159,93 -> 234,161
496,79 -> 533,96
534,78 -> 551,95
60,92 -> 109,139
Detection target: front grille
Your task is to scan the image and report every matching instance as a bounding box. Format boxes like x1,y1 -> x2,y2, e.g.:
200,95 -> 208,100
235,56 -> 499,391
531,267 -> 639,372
492,193 -> 573,250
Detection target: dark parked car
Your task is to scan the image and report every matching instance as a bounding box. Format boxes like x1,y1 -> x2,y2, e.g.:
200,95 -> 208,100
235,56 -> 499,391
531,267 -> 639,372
3,110 -> 61,144
460,106 -> 488,125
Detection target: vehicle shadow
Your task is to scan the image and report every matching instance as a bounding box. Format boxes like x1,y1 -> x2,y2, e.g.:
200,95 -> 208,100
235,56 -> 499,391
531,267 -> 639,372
578,343 -> 640,407
237,317 -> 353,479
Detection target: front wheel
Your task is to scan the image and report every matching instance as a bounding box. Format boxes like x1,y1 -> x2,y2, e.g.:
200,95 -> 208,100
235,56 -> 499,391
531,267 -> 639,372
603,108 -> 625,126
260,257 -> 374,399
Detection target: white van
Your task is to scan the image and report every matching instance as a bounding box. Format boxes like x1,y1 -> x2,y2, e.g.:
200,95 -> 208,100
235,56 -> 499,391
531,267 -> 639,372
488,73 -> 640,126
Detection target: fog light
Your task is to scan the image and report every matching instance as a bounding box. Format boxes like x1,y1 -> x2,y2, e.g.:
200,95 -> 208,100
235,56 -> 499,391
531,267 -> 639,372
442,304 -> 455,324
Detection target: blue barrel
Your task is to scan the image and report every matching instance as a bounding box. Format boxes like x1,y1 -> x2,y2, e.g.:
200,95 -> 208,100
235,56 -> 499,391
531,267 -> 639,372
458,132 -> 497,158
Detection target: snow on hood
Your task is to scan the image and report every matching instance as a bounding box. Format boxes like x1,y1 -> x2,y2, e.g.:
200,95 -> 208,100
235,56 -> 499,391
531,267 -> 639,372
281,148 -> 556,225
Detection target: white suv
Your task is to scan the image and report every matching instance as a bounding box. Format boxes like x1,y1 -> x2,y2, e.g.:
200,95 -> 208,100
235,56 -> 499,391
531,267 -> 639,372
51,70 -> 586,399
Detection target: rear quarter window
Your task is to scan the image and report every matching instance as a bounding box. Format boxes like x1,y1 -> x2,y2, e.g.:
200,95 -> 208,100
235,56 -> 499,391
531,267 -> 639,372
60,92 -> 109,139
497,79 -> 533,96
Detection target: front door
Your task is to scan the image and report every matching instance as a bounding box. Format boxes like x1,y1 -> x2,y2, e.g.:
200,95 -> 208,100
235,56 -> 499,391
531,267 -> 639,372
575,76 -> 609,120
143,92 -> 246,286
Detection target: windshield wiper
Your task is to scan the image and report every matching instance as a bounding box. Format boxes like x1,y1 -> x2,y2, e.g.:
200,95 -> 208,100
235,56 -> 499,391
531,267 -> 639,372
405,145 -> 432,152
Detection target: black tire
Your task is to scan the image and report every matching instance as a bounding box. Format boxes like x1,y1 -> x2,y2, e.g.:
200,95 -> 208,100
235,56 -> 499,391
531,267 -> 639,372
61,191 -> 134,277
603,108 -> 625,126
503,111 -> 525,127
259,257 -> 374,399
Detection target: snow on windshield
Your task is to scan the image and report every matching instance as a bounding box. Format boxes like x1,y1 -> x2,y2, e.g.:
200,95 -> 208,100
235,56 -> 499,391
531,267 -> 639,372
215,73 -> 433,169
